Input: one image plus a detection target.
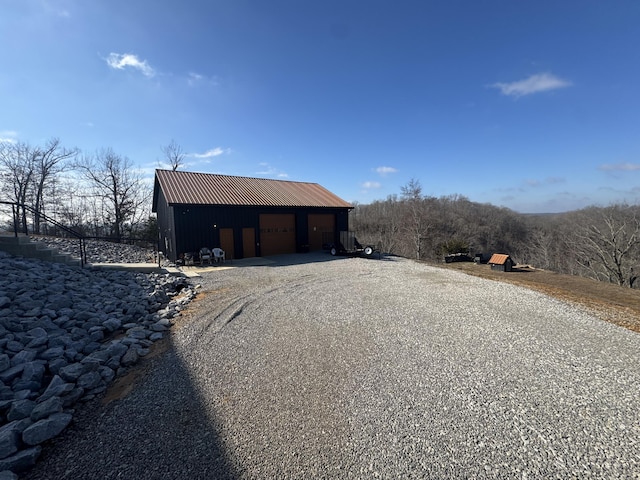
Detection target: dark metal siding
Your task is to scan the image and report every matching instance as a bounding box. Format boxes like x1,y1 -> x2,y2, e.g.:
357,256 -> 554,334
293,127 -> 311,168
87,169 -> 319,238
171,205 -> 350,259
336,210 -> 349,235
307,214 -> 335,251
155,188 -> 178,261
296,211 -> 309,252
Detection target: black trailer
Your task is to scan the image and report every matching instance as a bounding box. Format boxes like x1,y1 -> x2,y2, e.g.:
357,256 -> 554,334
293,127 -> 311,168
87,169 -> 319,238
326,231 -> 378,258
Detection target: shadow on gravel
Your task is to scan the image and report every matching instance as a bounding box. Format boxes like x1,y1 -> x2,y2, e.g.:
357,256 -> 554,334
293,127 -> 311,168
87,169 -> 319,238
256,251 -> 398,268
178,251 -> 398,273
24,327 -> 239,480
24,252 -> 399,478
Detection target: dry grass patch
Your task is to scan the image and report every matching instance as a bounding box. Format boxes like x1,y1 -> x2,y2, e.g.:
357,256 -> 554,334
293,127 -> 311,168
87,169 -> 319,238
439,262 -> 640,334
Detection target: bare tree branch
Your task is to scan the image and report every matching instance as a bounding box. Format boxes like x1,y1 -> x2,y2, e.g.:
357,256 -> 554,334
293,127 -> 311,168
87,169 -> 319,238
32,138 -> 78,233
571,205 -> 640,287
0,141 -> 38,231
74,148 -> 149,241
161,139 -> 185,171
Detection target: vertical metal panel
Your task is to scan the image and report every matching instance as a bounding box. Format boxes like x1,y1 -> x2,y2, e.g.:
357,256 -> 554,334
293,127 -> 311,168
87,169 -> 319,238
336,210 -> 349,233
295,211 -> 308,252
167,205 -> 176,261
155,188 -> 178,261
307,214 -> 335,251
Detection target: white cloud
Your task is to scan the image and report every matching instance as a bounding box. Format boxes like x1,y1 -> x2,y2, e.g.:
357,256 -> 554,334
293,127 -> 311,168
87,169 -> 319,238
524,176 -> 566,188
188,72 -> 204,86
0,130 -> 18,143
490,73 -> 572,98
362,181 -> 382,189
256,162 -> 288,178
42,0 -> 71,18
546,176 -> 565,184
375,166 -> 397,176
599,162 -> 640,172
106,53 -> 155,77
54,8 -> 70,17
187,71 -> 220,87
190,147 -> 228,159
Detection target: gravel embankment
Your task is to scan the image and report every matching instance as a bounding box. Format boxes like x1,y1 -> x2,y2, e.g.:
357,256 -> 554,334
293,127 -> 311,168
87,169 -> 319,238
0,250 -> 196,479
29,236 -> 156,264
21,252 -> 640,479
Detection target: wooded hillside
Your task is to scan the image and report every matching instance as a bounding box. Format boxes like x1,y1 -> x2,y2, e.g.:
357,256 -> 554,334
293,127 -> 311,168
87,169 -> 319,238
352,180 -> 640,289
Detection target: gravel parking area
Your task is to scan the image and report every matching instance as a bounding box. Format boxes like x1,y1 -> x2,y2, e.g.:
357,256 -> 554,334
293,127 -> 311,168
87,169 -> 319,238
25,253 -> 640,479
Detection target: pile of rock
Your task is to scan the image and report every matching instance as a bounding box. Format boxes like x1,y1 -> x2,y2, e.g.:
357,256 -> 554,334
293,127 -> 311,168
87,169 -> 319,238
0,250 -> 197,478
29,236 -> 156,264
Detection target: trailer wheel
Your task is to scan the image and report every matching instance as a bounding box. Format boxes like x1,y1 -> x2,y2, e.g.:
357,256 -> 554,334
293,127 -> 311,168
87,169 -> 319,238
363,246 -> 374,256
330,247 -> 338,256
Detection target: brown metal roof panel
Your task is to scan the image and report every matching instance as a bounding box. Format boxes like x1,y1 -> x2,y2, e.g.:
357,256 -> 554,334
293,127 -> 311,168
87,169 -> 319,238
488,253 -> 511,265
155,170 -> 352,208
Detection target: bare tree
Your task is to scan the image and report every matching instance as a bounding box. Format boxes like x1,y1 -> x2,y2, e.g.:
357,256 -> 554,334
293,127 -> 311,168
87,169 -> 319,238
571,205 -> 640,287
32,138 -> 78,233
400,178 -> 422,201
75,148 -> 149,241
161,139 -> 185,171
351,195 -> 401,255
0,141 -> 37,232
400,179 -> 432,260
0,138 -> 79,234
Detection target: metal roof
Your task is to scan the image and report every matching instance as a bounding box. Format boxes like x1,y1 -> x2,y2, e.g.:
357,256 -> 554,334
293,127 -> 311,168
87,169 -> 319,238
153,170 -> 353,209
488,253 -> 512,265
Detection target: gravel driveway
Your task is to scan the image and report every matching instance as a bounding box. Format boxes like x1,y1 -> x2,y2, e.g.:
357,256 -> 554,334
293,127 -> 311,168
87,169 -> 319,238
25,253 -> 640,479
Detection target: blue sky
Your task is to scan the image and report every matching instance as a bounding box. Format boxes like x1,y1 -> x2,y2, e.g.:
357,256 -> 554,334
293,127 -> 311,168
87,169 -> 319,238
1,1 -> 639,213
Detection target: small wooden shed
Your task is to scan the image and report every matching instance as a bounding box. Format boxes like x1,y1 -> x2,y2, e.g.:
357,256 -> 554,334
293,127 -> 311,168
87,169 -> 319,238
488,253 -> 515,272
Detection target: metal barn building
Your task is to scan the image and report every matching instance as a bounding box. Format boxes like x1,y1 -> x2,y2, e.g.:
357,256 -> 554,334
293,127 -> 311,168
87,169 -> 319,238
152,169 -> 353,261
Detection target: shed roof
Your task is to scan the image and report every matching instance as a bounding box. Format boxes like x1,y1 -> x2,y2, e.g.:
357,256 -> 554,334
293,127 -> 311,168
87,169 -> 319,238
153,170 -> 353,210
488,253 -> 512,265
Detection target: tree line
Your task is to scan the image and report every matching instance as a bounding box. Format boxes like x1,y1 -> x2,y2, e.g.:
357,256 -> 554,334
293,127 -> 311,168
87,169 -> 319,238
2,139 -> 638,288
352,179 -> 640,289
0,138 -> 155,243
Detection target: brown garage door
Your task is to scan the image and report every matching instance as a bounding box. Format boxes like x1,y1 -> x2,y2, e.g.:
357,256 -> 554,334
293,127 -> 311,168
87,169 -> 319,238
242,227 -> 256,258
308,214 -> 335,251
259,214 -> 296,256
219,228 -> 234,261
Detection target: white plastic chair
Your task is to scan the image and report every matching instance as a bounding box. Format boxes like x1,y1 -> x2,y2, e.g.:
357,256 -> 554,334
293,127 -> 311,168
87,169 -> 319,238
212,248 -> 226,263
199,247 -> 212,265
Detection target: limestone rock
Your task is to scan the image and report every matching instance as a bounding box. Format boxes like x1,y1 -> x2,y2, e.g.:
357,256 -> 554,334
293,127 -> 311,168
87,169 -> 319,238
0,446 -> 41,473
22,413 -> 73,446
30,397 -> 63,422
